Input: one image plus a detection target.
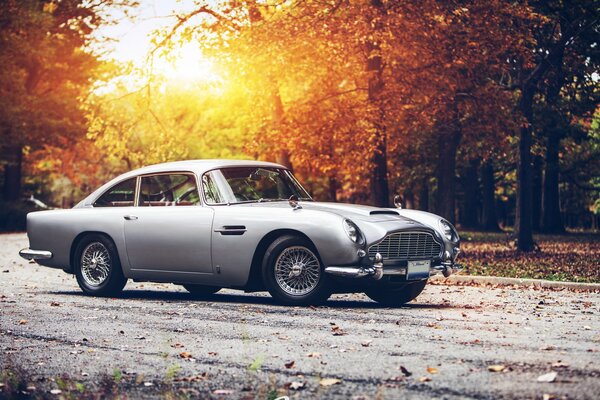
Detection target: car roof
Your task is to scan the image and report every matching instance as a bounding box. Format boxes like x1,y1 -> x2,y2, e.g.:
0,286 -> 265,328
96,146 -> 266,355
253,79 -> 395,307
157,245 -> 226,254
77,159 -> 286,207
128,159 -> 285,176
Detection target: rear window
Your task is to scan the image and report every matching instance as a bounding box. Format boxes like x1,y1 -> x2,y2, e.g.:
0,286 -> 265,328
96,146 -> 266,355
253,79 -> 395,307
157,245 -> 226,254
94,178 -> 137,207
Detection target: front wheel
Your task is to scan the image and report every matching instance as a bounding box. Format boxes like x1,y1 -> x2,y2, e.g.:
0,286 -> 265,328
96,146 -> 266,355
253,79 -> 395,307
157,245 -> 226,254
262,235 -> 330,306
74,234 -> 127,297
365,280 -> 427,306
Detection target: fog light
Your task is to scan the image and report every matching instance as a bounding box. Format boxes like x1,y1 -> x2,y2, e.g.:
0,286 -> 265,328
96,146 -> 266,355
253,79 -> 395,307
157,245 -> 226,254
357,249 -> 366,257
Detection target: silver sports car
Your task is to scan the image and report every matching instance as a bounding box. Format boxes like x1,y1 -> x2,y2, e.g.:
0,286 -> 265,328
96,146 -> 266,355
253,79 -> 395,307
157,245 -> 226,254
20,159 -> 461,306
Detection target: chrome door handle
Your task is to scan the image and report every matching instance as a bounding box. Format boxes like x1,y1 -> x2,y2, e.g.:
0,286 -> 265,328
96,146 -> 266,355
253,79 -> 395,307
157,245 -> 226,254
124,215 -> 138,221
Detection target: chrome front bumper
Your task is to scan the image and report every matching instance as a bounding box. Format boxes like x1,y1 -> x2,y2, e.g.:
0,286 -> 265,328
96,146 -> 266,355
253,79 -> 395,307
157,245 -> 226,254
19,248 -> 53,261
325,253 -> 384,280
324,252 -> 462,280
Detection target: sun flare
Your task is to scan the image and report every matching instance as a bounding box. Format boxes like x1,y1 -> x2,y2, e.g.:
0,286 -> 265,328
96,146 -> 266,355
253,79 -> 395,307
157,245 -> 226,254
153,42 -> 221,85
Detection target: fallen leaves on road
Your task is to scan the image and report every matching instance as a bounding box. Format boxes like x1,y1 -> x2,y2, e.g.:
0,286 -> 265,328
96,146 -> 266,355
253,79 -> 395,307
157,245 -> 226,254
331,325 -> 347,336
179,351 -> 193,360
284,361 -> 295,369
213,389 -> 235,395
287,381 -> 305,390
306,352 -> 321,358
50,302 -> 60,307
427,367 -> 438,374
399,366 -> 412,377
171,343 -> 184,348
361,340 -> 372,347
18,319 -> 28,325
319,378 -> 342,387
537,372 -> 557,383
173,373 -> 208,382
418,376 -> 432,382
487,365 -> 506,372
551,361 -> 569,368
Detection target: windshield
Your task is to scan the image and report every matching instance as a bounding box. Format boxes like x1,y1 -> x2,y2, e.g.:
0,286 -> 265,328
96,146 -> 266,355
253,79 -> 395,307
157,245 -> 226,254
202,167 -> 312,205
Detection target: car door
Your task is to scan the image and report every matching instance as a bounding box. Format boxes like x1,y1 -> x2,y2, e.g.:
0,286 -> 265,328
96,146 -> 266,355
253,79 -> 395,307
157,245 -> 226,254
123,172 -> 214,275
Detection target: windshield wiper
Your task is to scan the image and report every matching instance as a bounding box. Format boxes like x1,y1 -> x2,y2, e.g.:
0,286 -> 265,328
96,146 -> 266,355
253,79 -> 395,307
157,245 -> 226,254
257,198 -> 287,203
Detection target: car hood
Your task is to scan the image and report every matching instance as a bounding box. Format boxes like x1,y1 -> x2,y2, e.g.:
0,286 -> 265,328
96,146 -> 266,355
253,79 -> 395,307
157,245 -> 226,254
250,201 -> 422,224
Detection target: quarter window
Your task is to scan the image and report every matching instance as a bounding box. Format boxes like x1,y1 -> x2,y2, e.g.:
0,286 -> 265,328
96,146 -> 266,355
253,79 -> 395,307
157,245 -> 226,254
139,174 -> 200,206
94,178 -> 137,207
202,172 -> 224,204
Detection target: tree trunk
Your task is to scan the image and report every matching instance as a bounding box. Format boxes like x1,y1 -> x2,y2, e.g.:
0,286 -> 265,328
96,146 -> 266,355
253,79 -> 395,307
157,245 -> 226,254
481,160 -> 500,231
367,0 -> 389,207
435,130 -> 461,224
462,158 -> 480,229
2,145 -> 23,202
271,85 -> 293,171
418,178 -> 429,211
328,175 -> 338,202
515,87 -> 535,251
532,155 -> 543,231
403,188 -> 415,209
542,130 -> 565,233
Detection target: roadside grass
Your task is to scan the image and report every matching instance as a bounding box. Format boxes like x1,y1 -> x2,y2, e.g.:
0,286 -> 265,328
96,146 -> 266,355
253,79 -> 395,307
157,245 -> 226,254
0,363 -> 289,400
459,230 -> 600,283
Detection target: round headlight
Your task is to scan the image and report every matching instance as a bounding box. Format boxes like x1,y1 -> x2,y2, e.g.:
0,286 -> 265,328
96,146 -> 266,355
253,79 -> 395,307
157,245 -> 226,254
343,219 -> 360,243
439,219 -> 459,242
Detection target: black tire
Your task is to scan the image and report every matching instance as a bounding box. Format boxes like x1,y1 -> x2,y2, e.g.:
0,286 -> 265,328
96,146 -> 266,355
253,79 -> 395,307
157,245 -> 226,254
74,234 -> 127,297
365,280 -> 427,306
182,284 -> 220,297
262,235 -> 330,306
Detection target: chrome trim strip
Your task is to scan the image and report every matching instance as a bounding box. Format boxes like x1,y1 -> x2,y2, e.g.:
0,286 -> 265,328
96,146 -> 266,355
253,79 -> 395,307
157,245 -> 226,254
19,248 -> 53,260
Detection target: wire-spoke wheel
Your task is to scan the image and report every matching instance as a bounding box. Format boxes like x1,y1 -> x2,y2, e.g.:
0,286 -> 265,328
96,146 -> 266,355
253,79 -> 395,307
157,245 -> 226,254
262,235 -> 330,306
274,246 -> 321,296
74,234 -> 127,297
80,242 -> 111,287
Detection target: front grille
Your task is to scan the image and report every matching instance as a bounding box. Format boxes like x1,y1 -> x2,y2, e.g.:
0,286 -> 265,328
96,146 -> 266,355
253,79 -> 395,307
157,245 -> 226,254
368,231 -> 442,260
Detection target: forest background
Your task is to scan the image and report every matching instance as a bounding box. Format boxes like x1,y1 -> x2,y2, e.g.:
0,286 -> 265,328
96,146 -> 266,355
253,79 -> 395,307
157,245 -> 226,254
0,0 -> 598,266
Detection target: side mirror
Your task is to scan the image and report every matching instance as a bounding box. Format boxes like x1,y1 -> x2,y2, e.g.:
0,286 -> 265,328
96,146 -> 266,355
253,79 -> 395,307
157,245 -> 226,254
393,194 -> 403,209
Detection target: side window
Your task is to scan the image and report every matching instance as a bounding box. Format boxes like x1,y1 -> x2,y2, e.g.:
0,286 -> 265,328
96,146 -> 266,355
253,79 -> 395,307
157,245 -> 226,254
139,174 -> 200,207
202,172 -> 224,204
94,178 -> 137,207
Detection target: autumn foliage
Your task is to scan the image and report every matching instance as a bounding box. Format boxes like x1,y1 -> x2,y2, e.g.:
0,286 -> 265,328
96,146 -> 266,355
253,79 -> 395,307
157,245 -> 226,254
1,1 -> 599,241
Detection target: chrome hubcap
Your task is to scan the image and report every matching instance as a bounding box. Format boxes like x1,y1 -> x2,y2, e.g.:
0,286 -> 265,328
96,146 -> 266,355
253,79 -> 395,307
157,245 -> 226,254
275,246 -> 321,295
81,242 -> 111,286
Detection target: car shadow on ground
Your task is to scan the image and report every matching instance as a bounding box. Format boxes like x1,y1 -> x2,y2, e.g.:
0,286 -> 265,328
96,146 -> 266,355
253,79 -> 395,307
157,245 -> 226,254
48,289 -> 458,310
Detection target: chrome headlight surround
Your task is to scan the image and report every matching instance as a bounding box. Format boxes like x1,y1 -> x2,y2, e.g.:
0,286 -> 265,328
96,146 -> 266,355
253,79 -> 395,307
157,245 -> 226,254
439,219 -> 459,243
343,219 -> 363,244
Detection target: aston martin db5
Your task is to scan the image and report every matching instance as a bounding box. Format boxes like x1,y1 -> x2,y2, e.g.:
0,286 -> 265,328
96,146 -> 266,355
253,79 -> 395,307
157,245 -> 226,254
20,160 -> 461,306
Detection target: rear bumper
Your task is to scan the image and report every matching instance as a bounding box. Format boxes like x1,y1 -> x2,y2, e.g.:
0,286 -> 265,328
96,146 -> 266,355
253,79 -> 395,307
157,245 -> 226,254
19,248 -> 53,261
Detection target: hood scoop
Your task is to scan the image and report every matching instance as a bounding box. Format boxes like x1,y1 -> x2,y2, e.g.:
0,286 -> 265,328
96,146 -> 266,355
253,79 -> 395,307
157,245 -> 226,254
370,210 -> 399,216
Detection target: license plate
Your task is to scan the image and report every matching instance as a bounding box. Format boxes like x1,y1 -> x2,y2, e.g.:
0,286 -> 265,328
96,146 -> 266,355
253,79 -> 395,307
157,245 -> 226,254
407,260 -> 431,280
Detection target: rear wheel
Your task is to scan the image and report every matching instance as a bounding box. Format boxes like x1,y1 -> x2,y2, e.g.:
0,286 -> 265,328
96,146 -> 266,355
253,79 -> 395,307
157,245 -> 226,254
74,234 -> 127,297
262,235 -> 330,306
182,284 -> 220,297
365,280 -> 427,306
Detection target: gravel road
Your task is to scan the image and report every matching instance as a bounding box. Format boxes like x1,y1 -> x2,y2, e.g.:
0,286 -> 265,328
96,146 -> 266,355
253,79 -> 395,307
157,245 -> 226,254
1,233 -> 599,399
